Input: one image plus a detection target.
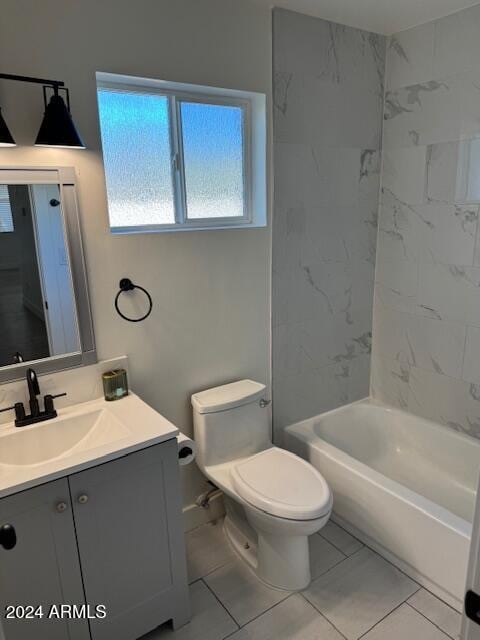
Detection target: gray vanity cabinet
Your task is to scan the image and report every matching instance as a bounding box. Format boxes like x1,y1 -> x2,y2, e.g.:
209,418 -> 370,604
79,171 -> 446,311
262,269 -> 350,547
69,439 -> 190,640
0,440 -> 190,640
0,479 -> 89,640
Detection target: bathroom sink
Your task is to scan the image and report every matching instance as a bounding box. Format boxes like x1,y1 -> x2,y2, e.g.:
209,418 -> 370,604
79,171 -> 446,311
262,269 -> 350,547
0,408 -> 130,466
0,392 -> 178,498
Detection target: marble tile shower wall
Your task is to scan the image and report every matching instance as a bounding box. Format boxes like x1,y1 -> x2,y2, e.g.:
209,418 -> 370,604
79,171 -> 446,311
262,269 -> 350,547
372,4 -> 480,438
272,9 -> 386,439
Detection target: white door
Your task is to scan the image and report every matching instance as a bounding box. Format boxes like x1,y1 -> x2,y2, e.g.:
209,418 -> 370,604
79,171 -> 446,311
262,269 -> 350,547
462,474 -> 480,638
30,185 -> 80,356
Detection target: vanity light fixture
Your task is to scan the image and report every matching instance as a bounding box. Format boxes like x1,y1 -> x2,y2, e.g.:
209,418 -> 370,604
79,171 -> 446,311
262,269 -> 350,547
0,73 -> 85,149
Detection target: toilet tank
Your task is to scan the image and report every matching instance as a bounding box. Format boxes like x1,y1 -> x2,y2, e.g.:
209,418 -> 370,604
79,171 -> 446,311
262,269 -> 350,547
192,380 -> 271,470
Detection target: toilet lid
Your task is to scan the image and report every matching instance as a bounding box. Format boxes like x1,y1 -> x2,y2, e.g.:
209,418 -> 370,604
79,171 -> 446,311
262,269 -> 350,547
231,448 -> 332,521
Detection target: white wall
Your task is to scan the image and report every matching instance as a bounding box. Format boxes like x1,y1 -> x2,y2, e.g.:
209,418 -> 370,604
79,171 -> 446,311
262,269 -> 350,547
0,0 -> 272,513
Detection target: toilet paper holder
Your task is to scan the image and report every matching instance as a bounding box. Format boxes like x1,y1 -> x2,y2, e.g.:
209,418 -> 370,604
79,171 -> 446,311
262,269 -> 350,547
176,433 -> 196,466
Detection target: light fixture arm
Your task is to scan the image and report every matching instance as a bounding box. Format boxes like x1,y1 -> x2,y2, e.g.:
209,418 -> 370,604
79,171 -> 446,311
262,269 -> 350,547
0,73 -> 65,89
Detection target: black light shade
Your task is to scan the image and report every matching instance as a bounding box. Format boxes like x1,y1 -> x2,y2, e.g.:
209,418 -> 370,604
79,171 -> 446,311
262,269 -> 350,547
0,108 -> 15,147
35,94 -> 85,148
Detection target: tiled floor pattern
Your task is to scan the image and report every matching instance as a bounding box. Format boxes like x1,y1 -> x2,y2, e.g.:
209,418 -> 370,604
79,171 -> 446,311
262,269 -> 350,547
145,519 -> 462,640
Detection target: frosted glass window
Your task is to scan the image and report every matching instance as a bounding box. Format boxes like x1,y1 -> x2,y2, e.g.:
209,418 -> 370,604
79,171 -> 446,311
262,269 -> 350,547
0,185 -> 14,233
96,74 -> 266,232
97,89 -> 175,228
180,102 -> 245,219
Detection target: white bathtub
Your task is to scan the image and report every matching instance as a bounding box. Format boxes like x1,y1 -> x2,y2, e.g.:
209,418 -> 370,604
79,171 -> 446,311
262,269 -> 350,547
284,399 -> 480,610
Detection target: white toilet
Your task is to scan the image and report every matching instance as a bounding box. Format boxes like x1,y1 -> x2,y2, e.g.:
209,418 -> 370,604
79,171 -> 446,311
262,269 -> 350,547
192,379 -> 332,591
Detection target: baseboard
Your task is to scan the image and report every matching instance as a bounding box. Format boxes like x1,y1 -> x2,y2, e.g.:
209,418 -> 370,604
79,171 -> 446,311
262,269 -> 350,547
183,492 -> 225,532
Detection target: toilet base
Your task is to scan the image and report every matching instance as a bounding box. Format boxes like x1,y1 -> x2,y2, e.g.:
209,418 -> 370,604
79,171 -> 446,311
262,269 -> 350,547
224,513 -> 258,572
257,532 -> 311,591
223,497 -> 330,591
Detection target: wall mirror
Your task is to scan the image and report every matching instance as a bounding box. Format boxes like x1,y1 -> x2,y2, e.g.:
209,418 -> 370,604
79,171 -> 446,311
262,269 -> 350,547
0,167 -> 96,383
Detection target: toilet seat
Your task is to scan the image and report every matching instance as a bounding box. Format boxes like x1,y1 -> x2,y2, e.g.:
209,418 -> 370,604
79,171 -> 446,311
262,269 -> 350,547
230,448 -> 332,521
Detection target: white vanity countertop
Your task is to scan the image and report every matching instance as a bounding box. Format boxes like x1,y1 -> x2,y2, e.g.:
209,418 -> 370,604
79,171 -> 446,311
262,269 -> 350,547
0,393 -> 178,499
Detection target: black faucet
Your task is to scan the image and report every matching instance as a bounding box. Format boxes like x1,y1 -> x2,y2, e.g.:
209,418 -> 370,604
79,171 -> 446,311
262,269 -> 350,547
0,368 -> 66,428
27,368 -> 41,418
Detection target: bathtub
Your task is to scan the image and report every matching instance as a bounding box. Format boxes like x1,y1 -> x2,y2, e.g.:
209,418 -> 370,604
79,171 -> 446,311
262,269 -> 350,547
284,399 -> 480,610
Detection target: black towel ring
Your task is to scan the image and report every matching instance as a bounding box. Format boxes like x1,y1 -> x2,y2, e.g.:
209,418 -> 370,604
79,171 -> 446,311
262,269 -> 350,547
115,278 -> 153,323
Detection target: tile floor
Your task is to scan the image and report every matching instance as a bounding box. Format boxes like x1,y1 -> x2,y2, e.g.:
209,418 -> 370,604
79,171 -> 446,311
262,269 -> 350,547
145,519 -> 462,640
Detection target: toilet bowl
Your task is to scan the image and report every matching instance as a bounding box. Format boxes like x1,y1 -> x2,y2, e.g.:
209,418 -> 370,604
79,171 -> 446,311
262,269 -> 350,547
192,380 -> 332,591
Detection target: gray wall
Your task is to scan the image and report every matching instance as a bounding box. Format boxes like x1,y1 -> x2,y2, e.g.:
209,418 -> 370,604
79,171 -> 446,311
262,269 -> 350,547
0,0 -> 272,512
372,4 -> 480,438
272,9 -> 385,440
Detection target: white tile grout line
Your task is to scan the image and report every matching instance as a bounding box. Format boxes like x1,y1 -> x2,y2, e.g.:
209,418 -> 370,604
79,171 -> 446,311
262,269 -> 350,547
221,596 -> 295,640
296,544 -> 416,640
317,526 -> 364,557
293,545 -> 422,639
201,578 -> 241,632
188,518 -> 458,640
188,556 -> 234,585
356,596 -> 420,640
405,601 -> 458,640
297,592 -> 349,640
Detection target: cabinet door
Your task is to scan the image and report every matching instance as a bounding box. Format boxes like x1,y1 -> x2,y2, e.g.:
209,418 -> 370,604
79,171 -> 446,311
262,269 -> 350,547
69,440 -> 190,640
0,479 -> 89,640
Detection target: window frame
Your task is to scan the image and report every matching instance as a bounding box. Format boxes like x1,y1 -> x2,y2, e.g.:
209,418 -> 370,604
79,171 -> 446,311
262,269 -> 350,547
97,79 -> 255,233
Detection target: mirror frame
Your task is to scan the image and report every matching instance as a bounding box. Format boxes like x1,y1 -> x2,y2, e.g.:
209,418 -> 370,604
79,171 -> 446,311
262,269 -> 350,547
0,166 -> 96,383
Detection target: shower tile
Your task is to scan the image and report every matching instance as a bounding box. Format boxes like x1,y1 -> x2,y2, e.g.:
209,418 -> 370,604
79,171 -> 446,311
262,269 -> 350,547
278,70 -> 383,149
185,520 -> 235,583
456,70 -> 480,143
273,70 -> 309,145
274,142 -> 318,216
228,594 -> 344,640
383,75 -> 462,150
463,326 -> 480,386
308,146 -> 361,207
425,142 -> 461,204
387,23 -> 435,91
320,521 -> 364,556
296,310 -> 372,373
380,193 -> 477,269
378,187 -> 422,262
273,363 -> 351,430
273,9 -> 333,77
346,353 -> 372,403
373,305 -> 466,379
434,4 -> 480,78
359,149 -> 381,199
303,547 -> 418,639
374,251 -> 420,316
416,204 -> 478,266
361,603 -> 449,640
407,366 -> 480,438
408,589 -> 461,638
146,580 -> 238,640
273,9 -> 385,438
381,146 -> 428,205
417,262 -> 480,327
425,138 -> 480,205
204,558 -> 289,626
370,353 -> 410,410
